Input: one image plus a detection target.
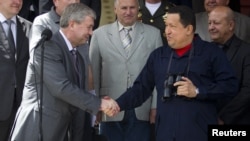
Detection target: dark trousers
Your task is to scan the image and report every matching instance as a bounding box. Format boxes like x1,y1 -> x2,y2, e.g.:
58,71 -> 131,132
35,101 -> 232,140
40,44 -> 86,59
0,105 -> 17,141
71,109 -> 93,141
100,110 -> 151,141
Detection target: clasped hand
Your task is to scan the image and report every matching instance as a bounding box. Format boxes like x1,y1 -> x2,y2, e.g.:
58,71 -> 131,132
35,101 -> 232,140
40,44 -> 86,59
100,96 -> 120,117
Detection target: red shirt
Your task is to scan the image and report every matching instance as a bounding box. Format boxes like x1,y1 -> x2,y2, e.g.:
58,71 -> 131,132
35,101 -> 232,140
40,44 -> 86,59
175,43 -> 192,57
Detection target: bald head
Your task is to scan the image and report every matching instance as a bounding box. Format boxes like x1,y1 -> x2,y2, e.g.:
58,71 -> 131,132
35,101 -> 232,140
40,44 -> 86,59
208,6 -> 235,44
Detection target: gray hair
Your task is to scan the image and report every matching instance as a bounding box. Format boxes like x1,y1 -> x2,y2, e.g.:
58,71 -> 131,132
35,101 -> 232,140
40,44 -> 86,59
114,0 -> 139,7
60,3 -> 96,28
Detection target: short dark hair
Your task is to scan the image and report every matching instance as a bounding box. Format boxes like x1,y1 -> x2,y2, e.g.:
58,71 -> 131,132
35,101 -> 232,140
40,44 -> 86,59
168,5 -> 196,32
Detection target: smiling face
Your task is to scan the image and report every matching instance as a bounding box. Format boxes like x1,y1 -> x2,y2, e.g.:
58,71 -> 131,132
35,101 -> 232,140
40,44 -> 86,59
165,13 -> 193,49
114,0 -> 139,26
0,0 -> 23,19
69,16 -> 94,47
208,6 -> 234,44
204,0 -> 229,13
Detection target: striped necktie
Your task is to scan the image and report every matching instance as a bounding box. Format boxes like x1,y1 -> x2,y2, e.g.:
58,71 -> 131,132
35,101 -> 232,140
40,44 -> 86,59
122,27 -> 132,54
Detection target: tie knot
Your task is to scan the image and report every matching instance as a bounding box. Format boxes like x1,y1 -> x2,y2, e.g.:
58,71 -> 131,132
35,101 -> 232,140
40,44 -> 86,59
123,27 -> 132,33
6,19 -> 13,26
71,49 -> 77,55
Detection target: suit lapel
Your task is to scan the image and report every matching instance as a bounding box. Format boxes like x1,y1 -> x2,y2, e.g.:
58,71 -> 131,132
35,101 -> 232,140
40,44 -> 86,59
226,36 -> 241,62
108,22 -> 128,59
16,17 -> 25,61
128,22 -> 144,58
54,32 -> 80,85
76,45 -> 86,89
0,20 -> 14,60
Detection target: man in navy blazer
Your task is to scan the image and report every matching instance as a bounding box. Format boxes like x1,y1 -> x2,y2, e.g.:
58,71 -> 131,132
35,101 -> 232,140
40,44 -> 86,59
208,6 -> 250,125
115,6 -> 238,141
0,0 -> 32,140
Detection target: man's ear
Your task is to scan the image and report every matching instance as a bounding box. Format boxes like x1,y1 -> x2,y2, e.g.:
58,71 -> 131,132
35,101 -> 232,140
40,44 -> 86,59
228,20 -> 235,31
186,25 -> 194,35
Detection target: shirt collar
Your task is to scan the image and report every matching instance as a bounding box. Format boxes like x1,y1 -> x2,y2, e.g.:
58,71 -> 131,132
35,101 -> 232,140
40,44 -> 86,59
0,13 -> 17,24
59,30 -> 74,51
117,21 -> 136,32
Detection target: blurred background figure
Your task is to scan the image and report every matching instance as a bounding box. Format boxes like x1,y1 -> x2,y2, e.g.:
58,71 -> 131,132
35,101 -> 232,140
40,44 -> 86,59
196,0 -> 250,43
137,0 -> 175,45
208,6 -> 250,125
0,0 -> 32,140
39,0 -> 101,30
18,0 -> 39,22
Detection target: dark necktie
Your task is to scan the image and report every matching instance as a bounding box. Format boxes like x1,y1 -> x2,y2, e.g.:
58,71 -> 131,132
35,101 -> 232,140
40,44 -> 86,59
71,49 -> 83,87
6,20 -> 16,59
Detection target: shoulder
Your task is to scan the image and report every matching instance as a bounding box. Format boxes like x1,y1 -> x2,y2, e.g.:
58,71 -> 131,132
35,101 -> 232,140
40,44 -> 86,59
93,23 -> 113,33
17,16 -> 32,26
195,12 -> 207,19
234,12 -> 250,21
33,11 -> 56,25
149,45 -> 169,59
139,22 -> 160,33
194,36 -> 223,55
235,38 -> 250,55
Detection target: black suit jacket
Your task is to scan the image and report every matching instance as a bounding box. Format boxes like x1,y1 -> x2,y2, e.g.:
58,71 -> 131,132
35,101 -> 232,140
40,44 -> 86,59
219,35 -> 250,124
0,16 -> 32,120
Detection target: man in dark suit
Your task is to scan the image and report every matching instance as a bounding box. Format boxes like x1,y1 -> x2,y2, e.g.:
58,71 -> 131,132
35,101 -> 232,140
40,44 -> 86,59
39,0 -> 101,30
114,6 -> 238,141
9,3 -> 118,141
196,0 -> 250,43
0,0 -> 32,140
208,6 -> 250,124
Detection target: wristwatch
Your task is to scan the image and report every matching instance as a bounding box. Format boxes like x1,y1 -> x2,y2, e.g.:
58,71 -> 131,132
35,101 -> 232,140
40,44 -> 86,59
195,88 -> 199,95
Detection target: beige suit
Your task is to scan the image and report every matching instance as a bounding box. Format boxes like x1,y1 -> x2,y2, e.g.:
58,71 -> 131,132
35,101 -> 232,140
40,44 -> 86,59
90,21 -> 162,121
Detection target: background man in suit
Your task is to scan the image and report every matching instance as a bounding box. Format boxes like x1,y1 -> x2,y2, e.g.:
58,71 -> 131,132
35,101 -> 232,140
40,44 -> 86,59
9,3 -> 118,141
30,0 -> 80,52
114,5 -> 238,141
0,0 -> 32,140
138,0 -> 175,45
195,0 -> 250,43
208,6 -> 250,124
89,0 -> 162,141
39,0 -> 101,30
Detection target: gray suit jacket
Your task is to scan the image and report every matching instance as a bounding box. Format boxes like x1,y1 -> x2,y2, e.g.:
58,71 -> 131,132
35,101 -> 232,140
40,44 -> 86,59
0,16 -> 31,121
10,31 -> 100,141
195,11 -> 250,43
90,21 -> 162,121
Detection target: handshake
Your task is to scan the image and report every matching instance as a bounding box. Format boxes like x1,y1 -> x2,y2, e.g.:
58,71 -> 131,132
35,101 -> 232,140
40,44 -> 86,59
100,96 -> 120,117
